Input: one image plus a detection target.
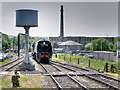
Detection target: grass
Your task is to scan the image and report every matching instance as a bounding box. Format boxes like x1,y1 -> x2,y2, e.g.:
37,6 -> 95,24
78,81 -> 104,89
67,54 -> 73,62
2,75 -> 45,88
8,51 -> 15,55
52,53 -> 120,78
0,51 -> 16,66
1,75 -> 12,88
0,58 -> 12,66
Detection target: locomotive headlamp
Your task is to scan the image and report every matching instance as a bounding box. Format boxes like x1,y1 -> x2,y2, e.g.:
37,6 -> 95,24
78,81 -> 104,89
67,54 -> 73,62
43,42 -> 45,45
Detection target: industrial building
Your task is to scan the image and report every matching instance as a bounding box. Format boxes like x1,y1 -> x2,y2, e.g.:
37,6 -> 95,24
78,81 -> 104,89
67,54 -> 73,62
49,5 -> 114,50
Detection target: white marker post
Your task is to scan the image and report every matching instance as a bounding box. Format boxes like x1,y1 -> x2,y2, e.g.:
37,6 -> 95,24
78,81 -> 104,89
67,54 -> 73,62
16,9 -> 38,64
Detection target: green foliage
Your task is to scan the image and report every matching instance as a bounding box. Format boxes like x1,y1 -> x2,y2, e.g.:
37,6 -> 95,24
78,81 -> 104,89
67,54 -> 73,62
85,43 -> 91,50
112,37 -> 120,52
109,42 -> 113,50
2,33 -> 11,50
2,32 -> 49,51
10,36 -> 17,49
90,38 -> 110,51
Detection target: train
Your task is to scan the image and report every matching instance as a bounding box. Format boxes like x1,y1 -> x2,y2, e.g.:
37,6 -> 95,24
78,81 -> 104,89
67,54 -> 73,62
32,40 -> 52,63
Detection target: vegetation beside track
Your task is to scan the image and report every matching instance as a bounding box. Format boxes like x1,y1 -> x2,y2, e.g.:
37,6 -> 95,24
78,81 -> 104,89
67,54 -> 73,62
0,58 -> 12,67
0,51 -> 15,66
8,51 -> 15,55
52,54 -> 120,79
2,75 -> 45,88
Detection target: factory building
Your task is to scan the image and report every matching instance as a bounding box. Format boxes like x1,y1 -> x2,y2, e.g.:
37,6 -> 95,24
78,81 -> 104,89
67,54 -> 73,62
49,36 -> 114,50
49,5 -> 114,50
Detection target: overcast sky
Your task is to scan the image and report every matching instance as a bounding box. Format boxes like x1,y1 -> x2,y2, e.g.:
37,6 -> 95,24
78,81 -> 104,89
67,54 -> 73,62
1,1 -> 118,37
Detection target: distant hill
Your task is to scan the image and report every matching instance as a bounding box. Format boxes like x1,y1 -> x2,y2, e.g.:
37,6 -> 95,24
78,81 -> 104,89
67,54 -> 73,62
32,36 -> 49,40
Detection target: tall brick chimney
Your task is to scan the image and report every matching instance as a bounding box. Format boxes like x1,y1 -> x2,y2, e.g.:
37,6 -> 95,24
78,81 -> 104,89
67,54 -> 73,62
60,5 -> 64,42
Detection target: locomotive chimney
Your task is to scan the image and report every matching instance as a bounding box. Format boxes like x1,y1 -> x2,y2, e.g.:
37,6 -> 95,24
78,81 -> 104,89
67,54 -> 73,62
60,5 -> 64,42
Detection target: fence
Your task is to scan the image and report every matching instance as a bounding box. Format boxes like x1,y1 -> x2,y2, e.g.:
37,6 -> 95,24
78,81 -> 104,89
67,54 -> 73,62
57,54 -> 93,69
54,54 -> 120,74
104,63 -> 120,73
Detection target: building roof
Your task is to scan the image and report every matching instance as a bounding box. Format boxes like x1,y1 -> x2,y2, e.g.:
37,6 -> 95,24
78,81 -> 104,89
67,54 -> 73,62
59,40 -> 82,46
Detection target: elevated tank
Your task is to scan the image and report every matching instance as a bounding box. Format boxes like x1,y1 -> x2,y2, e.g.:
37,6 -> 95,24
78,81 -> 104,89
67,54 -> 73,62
16,9 -> 38,27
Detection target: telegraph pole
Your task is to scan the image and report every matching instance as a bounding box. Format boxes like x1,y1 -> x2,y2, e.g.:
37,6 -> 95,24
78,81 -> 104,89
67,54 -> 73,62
18,33 -> 20,57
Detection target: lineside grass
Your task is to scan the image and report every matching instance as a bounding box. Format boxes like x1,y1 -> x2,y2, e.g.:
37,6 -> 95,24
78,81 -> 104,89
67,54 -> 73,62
0,58 -> 12,67
52,54 -> 120,78
7,51 -> 15,55
2,75 -> 45,88
0,52 -> 15,66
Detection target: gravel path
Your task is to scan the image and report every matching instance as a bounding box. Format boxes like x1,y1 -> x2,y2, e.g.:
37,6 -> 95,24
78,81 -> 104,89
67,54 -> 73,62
88,74 -> 120,89
54,76 -> 80,88
30,57 -> 45,72
72,75 -> 109,88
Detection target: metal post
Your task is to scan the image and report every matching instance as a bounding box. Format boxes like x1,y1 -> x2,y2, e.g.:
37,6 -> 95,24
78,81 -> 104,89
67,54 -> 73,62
105,63 -> 108,72
18,33 -> 20,57
70,57 -> 71,62
55,54 -> 57,58
24,26 -> 30,63
110,64 -> 114,73
78,58 -> 79,64
89,60 -> 90,67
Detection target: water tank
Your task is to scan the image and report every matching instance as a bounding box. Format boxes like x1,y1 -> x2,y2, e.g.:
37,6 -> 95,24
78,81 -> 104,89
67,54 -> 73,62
16,9 -> 38,27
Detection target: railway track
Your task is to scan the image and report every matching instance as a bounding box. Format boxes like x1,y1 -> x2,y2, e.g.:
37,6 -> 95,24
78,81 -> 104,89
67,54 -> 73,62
49,60 -> 120,89
87,74 -> 120,89
51,62 -> 76,73
40,63 -> 88,89
1,54 -> 24,71
38,63 -> 60,74
50,60 -> 93,74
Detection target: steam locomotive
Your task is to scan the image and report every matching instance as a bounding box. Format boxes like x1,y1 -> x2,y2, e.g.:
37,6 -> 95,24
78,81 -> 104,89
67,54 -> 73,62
32,40 -> 52,63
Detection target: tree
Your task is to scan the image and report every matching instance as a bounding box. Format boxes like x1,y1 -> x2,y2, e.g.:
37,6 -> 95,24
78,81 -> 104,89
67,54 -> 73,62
113,37 -> 120,52
90,38 -> 110,51
109,42 -> 113,51
11,36 -> 17,49
85,43 -> 91,50
2,33 -> 11,50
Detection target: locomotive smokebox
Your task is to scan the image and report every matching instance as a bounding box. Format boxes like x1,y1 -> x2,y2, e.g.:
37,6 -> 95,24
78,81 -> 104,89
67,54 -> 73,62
16,9 -> 38,27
